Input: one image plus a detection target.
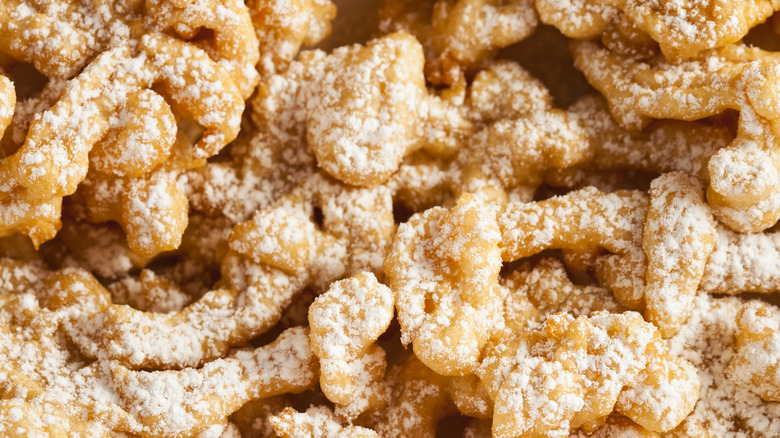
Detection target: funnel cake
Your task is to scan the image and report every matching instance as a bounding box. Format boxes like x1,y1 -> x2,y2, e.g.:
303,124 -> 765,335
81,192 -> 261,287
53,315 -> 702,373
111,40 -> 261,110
573,40 -> 780,232
0,0 -> 255,253
1,1 -> 780,437
377,0 -> 538,85
537,0 -> 780,61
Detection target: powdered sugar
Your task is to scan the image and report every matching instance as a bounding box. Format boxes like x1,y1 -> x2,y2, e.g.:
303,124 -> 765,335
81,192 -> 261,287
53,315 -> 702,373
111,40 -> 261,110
669,295 -> 780,436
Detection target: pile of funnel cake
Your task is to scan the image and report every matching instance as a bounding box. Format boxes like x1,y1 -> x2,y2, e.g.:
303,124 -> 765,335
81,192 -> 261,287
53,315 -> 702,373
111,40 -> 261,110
0,0 -> 779,437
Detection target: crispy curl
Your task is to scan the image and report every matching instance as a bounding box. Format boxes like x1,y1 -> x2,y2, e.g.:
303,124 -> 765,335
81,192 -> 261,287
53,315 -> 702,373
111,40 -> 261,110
250,31 -> 432,187
501,257 -> 625,334
538,0 -> 779,60
0,2 -> 249,248
699,226 -> 780,295
77,170 -> 189,258
271,406 -> 379,438
391,63 -> 731,212
730,301 -> 780,402
642,172 -> 716,337
479,311 -> 698,437
573,40 -> 780,232
499,186 -> 649,309
386,193 -> 503,376
499,176 -> 721,338
371,355 -> 455,438
63,172 -> 395,369
0,0 -> 259,94
378,0 -> 538,84
249,0 -> 337,77
0,256 -> 318,436
309,272 -> 395,419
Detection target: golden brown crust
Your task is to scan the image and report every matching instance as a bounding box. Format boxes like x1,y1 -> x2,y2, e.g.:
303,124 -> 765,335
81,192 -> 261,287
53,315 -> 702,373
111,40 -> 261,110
1,2 -> 780,437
